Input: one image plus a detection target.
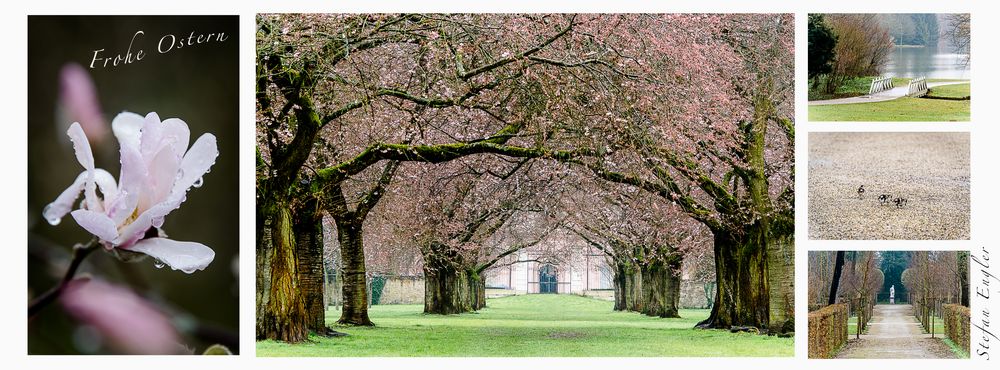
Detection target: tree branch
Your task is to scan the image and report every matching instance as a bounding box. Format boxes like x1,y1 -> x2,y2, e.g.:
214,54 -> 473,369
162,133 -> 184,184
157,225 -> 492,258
28,238 -> 99,318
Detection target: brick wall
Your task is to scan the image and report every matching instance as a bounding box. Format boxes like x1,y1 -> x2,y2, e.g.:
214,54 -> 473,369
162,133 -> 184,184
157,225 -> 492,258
808,304 -> 848,358
378,277 -> 425,304
680,281 -> 712,309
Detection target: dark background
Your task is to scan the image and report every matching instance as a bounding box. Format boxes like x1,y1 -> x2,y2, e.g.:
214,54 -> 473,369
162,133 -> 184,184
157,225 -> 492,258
28,16 -> 238,354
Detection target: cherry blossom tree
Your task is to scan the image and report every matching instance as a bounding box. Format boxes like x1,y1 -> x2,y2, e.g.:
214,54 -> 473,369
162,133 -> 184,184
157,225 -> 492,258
256,13 -> 631,340
371,158 -> 565,314
255,13 -> 795,341
564,175 -> 710,318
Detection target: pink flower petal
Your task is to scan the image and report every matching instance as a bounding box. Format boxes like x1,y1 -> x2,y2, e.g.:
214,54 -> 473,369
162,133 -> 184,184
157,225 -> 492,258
128,237 -> 215,274
60,279 -> 184,355
113,202 -> 169,248
92,168 -> 118,205
117,133 -> 219,246
42,171 -> 87,225
59,64 -> 108,144
70,209 -> 119,243
110,133 -> 146,226
66,122 -> 103,213
172,133 -> 218,199
160,118 -> 191,159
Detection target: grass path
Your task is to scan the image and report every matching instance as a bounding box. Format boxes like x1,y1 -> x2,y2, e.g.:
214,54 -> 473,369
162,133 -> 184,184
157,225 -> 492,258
257,294 -> 793,357
808,83 -> 970,122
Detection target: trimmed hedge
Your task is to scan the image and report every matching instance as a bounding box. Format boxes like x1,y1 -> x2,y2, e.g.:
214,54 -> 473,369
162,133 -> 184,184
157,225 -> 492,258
943,304 -> 971,354
808,304 -> 848,358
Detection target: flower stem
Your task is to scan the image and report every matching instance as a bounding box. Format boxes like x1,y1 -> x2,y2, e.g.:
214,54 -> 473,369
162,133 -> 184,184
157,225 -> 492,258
28,238 -> 99,318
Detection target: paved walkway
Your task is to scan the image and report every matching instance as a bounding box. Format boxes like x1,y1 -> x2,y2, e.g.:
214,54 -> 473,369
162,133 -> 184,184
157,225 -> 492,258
809,80 -> 970,106
834,304 -> 957,359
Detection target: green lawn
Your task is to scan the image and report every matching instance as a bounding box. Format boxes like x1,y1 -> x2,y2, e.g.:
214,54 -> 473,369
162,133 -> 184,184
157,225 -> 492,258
257,294 -> 793,357
920,316 -> 946,335
846,316 -> 870,336
808,96 -> 970,122
926,83 -> 970,99
942,337 -> 970,358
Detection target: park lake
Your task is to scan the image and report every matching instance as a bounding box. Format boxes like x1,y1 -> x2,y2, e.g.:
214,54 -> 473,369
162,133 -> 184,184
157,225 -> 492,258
885,45 -> 969,79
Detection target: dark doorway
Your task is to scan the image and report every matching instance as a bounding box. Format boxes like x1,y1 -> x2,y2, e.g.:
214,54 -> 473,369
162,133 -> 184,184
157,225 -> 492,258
539,264 -> 558,293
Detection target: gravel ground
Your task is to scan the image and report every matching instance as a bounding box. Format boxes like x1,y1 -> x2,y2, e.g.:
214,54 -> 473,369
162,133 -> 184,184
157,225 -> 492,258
809,132 -> 969,240
834,305 -> 958,359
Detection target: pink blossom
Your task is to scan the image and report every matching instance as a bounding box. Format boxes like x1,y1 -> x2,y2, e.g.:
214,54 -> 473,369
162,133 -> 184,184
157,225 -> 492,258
59,63 -> 109,144
61,278 -> 186,355
43,112 -> 217,273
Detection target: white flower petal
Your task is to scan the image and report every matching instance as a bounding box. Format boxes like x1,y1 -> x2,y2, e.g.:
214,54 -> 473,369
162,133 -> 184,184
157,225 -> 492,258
113,200 -> 173,248
160,118 -> 190,159
71,209 -> 119,242
172,133 -> 218,198
67,122 -> 102,213
67,122 -> 94,171
93,168 -> 118,204
111,112 -> 144,150
128,237 -> 215,274
42,171 -> 87,225
111,136 -> 146,225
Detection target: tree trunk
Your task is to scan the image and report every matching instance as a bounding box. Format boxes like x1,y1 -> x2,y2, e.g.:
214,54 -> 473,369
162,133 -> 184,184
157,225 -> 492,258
336,219 -> 373,326
257,204 -> 309,342
626,263 -> 644,312
255,201 -> 272,336
829,251 -> 846,304
612,261 -> 629,311
639,259 -> 681,318
767,229 -> 795,333
294,199 -> 326,333
697,227 -> 770,330
423,247 -> 485,314
958,250 -> 969,307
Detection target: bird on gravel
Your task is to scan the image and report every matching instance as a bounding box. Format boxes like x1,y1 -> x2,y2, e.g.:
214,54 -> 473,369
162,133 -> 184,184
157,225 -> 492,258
857,185 -> 865,199
878,194 -> 892,205
893,197 -> 908,208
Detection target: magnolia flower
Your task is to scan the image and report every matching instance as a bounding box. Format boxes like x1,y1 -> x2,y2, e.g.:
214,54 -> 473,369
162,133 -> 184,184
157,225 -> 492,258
59,63 -> 108,144
61,278 -> 187,355
43,112 -> 217,273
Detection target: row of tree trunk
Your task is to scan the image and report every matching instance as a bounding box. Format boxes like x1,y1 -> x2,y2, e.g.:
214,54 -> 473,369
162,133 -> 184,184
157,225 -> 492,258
612,258 -> 682,318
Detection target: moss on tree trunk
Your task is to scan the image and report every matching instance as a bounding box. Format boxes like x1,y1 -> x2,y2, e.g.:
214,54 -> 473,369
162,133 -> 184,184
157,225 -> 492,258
422,246 -> 485,314
294,198 -> 327,333
336,219 -> 373,326
767,229 -> 794,333
697,227 -> 770,330
639,259 -> 681,318
257,204 -> 309,342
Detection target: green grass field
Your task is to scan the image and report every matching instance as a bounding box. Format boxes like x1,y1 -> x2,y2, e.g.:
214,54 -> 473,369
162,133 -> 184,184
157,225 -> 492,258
257,294 -> 793,357
846,316 -> 870,336
942,337 -> 970,358
808,96 -> 970,122
920,316 -> 946,336
926,83 -> 971,99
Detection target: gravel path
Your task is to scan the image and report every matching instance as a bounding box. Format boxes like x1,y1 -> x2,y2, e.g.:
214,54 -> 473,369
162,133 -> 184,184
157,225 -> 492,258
809,80 -> 970,106
809,132 -> 969,240
835,305 -> 957,359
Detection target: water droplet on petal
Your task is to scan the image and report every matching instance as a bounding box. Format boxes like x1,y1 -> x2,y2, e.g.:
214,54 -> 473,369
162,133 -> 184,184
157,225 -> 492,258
193,177 -> 204,188
176,168 -> 185,181
153,260 -> 165,269
42,205 -> 62,225
152,216 -> 165,228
